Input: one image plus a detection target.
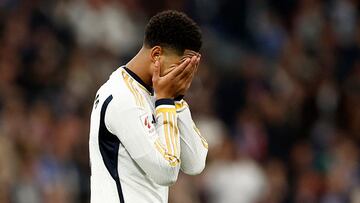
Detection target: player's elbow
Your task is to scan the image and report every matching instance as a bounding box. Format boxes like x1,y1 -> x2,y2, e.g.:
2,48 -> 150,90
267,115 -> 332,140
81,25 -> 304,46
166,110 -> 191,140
182,160 -> 206,175
151,161 -> 180,186
154,169 -> 179,186
188,164 -> 206,175
158,175 -> 178,186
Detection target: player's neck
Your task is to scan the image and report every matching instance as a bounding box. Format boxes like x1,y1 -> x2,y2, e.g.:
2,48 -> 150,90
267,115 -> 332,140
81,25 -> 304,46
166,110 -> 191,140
126,49 -> 153,88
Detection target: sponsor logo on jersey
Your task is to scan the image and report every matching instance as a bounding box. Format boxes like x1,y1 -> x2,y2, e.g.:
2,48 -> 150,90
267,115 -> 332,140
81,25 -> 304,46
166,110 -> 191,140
140,113 -> 156,138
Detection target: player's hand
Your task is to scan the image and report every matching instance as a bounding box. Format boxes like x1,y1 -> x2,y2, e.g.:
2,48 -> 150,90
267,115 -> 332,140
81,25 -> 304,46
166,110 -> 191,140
177,54 -> 201,96
153,56 -> 198,100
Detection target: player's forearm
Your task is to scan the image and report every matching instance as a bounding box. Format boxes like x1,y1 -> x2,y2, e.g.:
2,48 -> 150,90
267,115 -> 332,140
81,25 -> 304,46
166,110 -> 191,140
134,151 -> 180,186
175,100 -> 208,175
138,98 -> 182,185
155,99 -> 181,161
106,100 -> 181,185
178,119 -> 208,175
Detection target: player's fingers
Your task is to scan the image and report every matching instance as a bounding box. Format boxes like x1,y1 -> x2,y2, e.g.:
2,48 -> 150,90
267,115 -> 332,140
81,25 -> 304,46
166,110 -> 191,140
185,57 -> 199,83
166,58 -> 191,78
152,60 -> 160,82
188,57 -> 200,81
178,56 -> 197,80
184,71 -> 195,86
193,56 -> 201,75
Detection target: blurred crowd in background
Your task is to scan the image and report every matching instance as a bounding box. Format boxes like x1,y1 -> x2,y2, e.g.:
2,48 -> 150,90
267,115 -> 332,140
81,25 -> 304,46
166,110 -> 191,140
0,0 -> 359,203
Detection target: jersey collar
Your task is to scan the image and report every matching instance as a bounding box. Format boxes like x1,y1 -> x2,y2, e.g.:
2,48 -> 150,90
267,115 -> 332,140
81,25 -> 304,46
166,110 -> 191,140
123,67 -> 153,95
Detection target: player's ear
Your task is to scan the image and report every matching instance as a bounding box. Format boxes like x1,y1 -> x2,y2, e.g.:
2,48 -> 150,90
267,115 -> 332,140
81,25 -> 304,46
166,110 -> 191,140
150,46 -> 162,63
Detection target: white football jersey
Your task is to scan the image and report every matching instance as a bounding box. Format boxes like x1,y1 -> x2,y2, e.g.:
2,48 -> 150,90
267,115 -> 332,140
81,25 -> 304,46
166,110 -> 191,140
89,66 -> 208,203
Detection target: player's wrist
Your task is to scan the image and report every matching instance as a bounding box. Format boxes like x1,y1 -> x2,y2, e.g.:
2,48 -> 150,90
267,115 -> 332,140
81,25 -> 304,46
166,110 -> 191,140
174,95 -> 184,101
155,95 -> 174,100
155,98 -> 175,107
155,92 -> 174,100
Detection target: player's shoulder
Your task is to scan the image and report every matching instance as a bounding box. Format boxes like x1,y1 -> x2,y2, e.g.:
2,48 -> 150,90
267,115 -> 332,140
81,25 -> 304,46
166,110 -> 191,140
98,66 -> 140,110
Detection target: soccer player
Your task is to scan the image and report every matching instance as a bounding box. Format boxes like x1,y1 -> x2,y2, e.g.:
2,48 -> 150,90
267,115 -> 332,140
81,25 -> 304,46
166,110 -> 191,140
89,10 -> 208,203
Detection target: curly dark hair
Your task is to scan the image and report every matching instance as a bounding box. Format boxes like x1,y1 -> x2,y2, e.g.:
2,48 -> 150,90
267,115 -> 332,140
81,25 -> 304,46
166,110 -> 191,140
144,10 -> 202,55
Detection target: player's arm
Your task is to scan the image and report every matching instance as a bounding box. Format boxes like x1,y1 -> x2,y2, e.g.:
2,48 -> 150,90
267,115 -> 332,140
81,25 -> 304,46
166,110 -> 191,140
106,99 -> 181,186
173,53 -> 207,175
175,99 -> 208,175
107,56 -> 198,186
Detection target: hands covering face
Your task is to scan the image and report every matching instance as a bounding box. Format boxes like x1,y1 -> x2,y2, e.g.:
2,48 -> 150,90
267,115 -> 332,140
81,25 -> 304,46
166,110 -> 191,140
152,53 -> 201,100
